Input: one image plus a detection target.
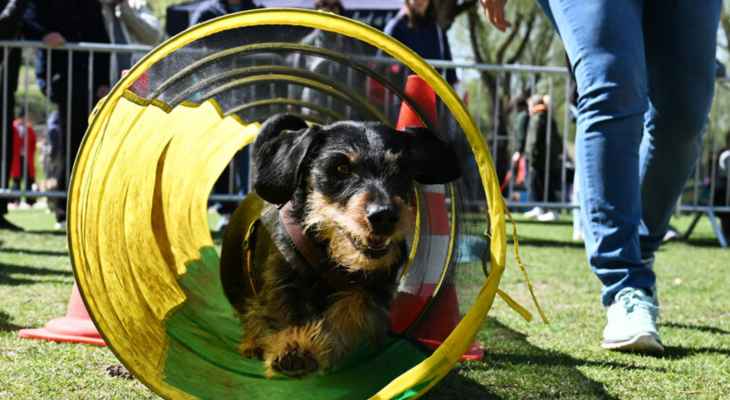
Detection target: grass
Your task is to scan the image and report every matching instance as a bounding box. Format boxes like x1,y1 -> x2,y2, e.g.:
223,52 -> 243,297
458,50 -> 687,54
0,206 -> 728,399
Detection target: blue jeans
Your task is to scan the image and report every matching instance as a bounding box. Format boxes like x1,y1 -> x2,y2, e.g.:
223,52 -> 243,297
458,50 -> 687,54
536,0 -> 721,306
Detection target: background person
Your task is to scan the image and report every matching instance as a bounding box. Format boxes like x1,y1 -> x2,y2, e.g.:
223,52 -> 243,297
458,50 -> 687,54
9,111 -> 36,207
714,131 -> 730,238
290,0 -> 367,119
481,0 -> 721,352
190,0 -> 262,232
0,0 -> 26,230
383,0 -> 457,87
99,0 -> 163,82
190,0 -> 261,25
520,94 -> 565,222
23,0 -> 112,228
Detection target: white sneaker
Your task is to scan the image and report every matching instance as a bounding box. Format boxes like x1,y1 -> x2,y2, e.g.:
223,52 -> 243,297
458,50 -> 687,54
663,229 -> 679,242
537,210 -> 557,222
55,220 -> 67,231
601,288 -> 664,352
523,207 -> 544,219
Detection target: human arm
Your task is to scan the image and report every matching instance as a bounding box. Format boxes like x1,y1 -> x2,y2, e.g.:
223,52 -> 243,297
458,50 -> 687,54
117,0 -> 163,45
479,0 -> 510,32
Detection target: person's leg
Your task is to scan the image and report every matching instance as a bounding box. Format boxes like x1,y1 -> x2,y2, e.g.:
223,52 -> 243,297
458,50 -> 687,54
537,0 -> 652,306
523,160 -> 544,217
638,1 -> 722,258
56,94 -> 91,225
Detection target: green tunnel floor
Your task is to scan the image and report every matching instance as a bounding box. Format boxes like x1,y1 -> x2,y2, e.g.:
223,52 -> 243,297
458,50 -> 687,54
162,246 -> 432,400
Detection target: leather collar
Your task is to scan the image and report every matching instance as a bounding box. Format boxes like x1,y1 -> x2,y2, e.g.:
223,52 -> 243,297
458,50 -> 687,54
277,202 -> 398,292
278,202 -> 326,269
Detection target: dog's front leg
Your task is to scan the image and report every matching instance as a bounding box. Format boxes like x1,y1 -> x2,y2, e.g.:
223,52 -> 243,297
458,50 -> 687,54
319,289 -> 390,368
263,320 -> 331,378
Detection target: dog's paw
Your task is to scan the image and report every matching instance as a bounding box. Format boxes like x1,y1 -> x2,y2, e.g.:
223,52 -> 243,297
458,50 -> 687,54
270,344 -> 319,377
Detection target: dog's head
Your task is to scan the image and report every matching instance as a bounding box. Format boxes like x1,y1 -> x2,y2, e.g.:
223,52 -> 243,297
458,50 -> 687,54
253,113 -> 461,271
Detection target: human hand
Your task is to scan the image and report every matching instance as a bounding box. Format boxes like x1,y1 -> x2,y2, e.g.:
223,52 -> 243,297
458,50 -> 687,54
479,0 -> 511,32
42,32 -> 66,48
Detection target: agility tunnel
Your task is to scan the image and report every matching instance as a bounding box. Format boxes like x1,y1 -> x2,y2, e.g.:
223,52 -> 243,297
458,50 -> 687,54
68,9 -> 543,399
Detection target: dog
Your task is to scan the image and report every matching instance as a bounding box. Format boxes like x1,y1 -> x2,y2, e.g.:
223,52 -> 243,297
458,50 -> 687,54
220,113 -> 461,378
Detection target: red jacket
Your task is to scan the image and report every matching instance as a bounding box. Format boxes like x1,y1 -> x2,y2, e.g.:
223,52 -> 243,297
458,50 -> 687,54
11,117 -> 36,179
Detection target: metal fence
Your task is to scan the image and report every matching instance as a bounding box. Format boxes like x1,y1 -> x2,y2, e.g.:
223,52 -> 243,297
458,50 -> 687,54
1,40 -> 728,245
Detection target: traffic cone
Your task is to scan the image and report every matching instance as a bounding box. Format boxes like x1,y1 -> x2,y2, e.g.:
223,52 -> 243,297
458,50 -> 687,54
389,74 -> 484,361
19,283 -> 106,346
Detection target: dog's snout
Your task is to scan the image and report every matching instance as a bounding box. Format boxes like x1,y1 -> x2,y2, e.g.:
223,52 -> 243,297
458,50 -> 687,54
367,204 -> 399,234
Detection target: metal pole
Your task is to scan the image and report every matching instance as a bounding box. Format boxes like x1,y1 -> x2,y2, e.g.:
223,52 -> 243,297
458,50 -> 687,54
1,46 -> 8,189
65,50 -> 73,187
544,78 -> 554,204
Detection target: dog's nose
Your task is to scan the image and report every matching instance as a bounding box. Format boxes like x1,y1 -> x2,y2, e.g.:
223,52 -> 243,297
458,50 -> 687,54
367,204 -> 399,234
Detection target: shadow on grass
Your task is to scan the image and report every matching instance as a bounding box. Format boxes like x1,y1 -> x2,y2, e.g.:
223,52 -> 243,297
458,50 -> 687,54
0,247 -> 68,257
508,237 -> 585,249
0,310 -> 28,331
677,237 -> 726,248
0,261 -> 72,286
423,367 -> 502,399
660,322 -> 730,335
659,345 -> 730,360
424,319 -> 626,399
510,219 -> 574,227
22,229 -> 67,236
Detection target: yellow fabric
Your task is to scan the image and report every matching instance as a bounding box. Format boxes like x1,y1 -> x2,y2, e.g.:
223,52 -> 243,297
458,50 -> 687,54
69,92 -> 257,399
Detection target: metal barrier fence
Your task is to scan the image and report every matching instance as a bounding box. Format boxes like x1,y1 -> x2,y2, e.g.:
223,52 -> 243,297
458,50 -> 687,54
1,40 -> 728,245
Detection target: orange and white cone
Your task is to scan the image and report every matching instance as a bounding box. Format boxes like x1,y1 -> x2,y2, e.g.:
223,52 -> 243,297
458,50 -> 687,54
19,283 -> 106,346
389,75 -> 484,361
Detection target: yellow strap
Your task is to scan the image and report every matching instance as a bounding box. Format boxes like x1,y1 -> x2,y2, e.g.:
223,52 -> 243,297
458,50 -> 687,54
506,209 -> 549,324
496,289 -> 533,322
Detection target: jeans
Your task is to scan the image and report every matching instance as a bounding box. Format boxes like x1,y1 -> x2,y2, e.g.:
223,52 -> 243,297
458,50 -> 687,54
536,0 -> 722,306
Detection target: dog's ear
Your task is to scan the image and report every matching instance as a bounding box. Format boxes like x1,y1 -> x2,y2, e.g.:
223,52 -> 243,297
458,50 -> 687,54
403,127 -> 461,184
253,114 -> 320,204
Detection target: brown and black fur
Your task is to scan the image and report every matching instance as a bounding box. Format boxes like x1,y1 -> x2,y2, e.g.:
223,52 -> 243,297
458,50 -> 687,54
220,113 -> 461,378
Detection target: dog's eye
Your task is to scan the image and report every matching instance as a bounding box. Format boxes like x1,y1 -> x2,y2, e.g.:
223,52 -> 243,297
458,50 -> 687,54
336,163 -> 351,176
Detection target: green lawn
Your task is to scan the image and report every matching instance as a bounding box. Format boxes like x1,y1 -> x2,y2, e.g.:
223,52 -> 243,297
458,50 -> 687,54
0,207 -> 728,399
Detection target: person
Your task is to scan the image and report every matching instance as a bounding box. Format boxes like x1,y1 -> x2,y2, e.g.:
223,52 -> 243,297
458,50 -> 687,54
99,0 -> 163,82
383,0 -> 457,87
0,0 -> 27,229
9,111 -> 36,206
23,0 -> 112,228
289,0 -> 366,119
502,93 -> 529,196
190,0 -> 262,232
714,131 -> 730,238
190,0 -> 261,25
517,94 -> 565,222
481,0 -> 721,352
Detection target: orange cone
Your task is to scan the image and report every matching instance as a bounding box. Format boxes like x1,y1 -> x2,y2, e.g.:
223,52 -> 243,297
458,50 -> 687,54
19,283 -> 106,346
389,75 -> 484,361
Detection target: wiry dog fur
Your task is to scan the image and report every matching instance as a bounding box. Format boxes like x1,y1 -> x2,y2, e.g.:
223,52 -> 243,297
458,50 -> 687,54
220,113 -> 461,378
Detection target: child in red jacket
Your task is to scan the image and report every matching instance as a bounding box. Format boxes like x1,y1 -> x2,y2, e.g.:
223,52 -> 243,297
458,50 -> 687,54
10,115 -> 36,206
